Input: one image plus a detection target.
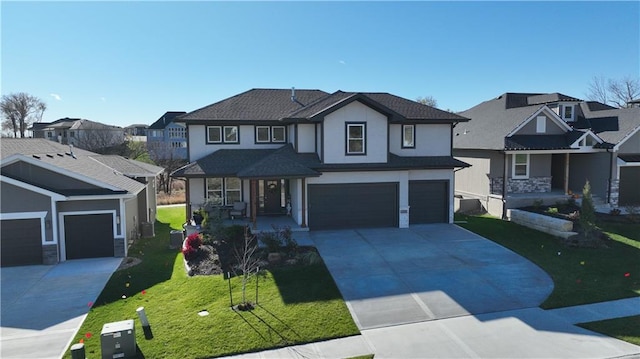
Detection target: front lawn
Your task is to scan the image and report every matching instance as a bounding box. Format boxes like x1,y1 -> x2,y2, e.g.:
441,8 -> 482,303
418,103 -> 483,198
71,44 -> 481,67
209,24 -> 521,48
65,206 -> 358,359
456,214 -> 640,309
578,315 -> 640,346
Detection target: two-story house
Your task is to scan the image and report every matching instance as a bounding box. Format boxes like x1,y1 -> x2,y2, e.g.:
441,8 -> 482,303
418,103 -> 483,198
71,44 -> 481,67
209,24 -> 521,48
30,117 -> 125,151
147,111 -> 188,160
453,93 -> 640,218
172,88 -> 470,230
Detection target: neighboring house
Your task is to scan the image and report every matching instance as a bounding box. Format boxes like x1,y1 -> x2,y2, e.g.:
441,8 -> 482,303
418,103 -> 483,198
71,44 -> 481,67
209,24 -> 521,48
172,88 -> 470,230
453,93 -> 640,218
29,117 -> 125,151
0,139 -> 164,267
125,124 -> 149,137
147,111 -> 188,160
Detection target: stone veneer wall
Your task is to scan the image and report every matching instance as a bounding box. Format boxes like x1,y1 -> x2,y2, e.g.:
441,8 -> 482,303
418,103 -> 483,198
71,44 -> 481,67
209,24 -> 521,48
114,238 -> 126,257
609,179 -> 619,207
42,244 -> 58,265
490,176 -> 552,195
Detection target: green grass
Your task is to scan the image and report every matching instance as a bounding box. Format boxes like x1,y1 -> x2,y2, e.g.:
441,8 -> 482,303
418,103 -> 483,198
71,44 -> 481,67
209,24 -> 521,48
65,206 -> 358,359
578,315 -> 640,346
456,214 -> 640,309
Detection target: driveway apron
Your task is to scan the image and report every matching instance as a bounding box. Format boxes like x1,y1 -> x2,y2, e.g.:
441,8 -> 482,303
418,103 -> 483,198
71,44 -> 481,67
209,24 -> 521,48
1,258 -> 121,359
310,224 -> 554,330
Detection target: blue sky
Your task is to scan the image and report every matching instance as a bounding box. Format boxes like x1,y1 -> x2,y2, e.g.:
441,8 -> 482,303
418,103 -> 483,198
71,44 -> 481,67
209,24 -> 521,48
2,1 -> 638,128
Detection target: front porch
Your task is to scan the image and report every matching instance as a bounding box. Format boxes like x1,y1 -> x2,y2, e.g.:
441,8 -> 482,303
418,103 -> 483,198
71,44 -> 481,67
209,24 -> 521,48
222,214 -> 308,233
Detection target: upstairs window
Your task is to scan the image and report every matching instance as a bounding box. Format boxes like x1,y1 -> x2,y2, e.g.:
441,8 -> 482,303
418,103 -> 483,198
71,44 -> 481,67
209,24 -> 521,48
168,127 -> 186,138
512,154 -> 529,179
207,126 -> 239,144
562,104 -> 574,122
255,125 -> 286,143
346,123 -> 366,155
402,125 -> 415,148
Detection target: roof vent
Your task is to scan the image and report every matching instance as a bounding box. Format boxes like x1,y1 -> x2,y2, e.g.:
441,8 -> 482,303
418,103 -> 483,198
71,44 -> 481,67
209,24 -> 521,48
46,154 -> 54,158
32,154 -> 40,159
291,87 -> 296,102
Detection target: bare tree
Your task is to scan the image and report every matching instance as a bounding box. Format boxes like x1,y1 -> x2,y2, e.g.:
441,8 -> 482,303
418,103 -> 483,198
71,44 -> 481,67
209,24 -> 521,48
73,124 -> 124,153
233,226 -> 261,310
416,95 -> 438,108
148,141 -> 187,194
1,92 -> 47,138
587,75 -> 640,108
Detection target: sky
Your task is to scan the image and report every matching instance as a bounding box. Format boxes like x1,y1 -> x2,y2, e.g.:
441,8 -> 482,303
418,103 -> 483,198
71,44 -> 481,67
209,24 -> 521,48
2,1 -> 639,128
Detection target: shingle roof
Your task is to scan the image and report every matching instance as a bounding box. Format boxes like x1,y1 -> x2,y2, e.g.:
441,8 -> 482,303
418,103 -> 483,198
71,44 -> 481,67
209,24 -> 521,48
177,88 -> 469,123
527,93 -> 582,105
505,134 -> 574,150
578,104 -> 640,145
1,139 -> 158,195
149,111 -> 187,129
619,154 -> 640,163
91,155 -> 164,177
179,89 -> 330,122
171,144 -> 468,178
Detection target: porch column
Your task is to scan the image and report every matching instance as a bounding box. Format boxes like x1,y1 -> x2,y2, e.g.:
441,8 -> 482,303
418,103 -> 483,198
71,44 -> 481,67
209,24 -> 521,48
250,179 -> 258,230
564,153 -> 570,195
301,178 -> 307,228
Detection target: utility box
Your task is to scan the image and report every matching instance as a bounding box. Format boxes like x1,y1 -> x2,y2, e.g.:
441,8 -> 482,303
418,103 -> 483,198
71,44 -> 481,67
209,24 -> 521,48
101,319 -> 136,359
140,222 -> 154,238
170,230 -> 184,249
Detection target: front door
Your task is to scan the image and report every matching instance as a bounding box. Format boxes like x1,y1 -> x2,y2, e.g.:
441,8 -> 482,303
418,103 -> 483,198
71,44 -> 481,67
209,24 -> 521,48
263,180 -> 282,214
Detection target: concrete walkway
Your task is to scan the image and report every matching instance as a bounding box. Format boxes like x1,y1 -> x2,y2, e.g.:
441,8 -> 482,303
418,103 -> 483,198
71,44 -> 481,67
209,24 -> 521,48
0,258 -> 122,359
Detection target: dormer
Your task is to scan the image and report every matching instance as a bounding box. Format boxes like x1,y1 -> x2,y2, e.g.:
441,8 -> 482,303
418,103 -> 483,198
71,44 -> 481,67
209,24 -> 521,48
548,102 -> 576,122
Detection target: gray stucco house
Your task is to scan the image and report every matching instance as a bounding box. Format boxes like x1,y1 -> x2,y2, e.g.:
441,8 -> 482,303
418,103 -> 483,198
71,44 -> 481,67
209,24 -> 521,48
453,93 -> 640,218
172,88 -> 470,230
0,139 -> 163,267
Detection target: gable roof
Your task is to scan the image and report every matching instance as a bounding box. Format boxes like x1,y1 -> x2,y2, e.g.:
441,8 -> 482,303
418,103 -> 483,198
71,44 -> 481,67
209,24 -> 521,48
578,103 -> 640,147
149,111 -> 187,130
0,139 -> 162,195
177,88 -> 469,124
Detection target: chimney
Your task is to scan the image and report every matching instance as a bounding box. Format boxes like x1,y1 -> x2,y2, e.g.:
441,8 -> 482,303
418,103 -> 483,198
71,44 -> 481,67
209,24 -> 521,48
291,87 -> 296,103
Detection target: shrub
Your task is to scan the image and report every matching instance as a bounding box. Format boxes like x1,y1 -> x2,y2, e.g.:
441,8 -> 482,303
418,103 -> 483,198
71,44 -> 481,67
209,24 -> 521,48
579,180 -> 596,239
182,233 -> 202,261
299,251 -> 322,266
259,232 -> 281,253
258,225 -> 297,254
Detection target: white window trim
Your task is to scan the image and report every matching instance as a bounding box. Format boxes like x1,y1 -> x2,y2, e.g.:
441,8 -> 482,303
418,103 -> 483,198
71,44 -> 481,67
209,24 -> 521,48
255,126 -> 271,143
207,126 -> 222,143
562,104 -> 575,122
206,177 -> 242,206
402,124 -> 415,148
512,153 -> 530,179
272,126 -> 286,143
536,116 -> 546,133
346,123 -> 366,155
223,126 -> 239,143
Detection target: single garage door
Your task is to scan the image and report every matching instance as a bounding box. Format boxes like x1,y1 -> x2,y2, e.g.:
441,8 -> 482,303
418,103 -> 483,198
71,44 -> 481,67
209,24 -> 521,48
409,180 -> 449,224
1,219 -> 42,267
64,213 -> 114,260
308,183 -> 398,230
619,167 -> 640,206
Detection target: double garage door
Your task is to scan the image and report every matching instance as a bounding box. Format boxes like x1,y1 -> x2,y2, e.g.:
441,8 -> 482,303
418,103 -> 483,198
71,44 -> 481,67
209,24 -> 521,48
308,180 -> 448,230
0,213 -> 115,267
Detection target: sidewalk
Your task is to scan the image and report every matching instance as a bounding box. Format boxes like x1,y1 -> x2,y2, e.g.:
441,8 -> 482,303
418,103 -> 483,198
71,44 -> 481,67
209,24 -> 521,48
221,297 -> 640,359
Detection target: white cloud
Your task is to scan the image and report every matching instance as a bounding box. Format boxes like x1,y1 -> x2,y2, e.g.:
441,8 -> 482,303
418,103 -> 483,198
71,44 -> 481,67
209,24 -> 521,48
100,97 -> 107,103
50,93 -> 62,101
339,60 -> 346,65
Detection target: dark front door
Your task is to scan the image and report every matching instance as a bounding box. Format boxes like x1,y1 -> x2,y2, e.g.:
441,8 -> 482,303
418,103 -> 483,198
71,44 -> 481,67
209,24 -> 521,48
263,180 -> 282,214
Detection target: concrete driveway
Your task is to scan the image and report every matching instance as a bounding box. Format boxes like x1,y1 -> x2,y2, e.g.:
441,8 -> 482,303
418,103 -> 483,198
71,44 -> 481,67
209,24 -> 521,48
310,224 -> 554,330
1,258 -> 122,359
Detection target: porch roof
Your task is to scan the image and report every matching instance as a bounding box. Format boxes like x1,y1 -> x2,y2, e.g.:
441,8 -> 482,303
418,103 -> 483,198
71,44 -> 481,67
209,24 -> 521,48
504,133 -> 580,150
171,144 -> 321,179
171,144 -> 470,179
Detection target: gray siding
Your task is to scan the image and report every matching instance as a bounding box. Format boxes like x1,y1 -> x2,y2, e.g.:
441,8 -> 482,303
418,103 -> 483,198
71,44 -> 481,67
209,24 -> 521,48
505,154 -> 551,177
2,162 -> 101,191
568,153 -> 610,199
125,196 -> 139,241
453,149 -> 500,198
0,182 -> 54,241
516,114 -> 566,135
619,130 -> 640,154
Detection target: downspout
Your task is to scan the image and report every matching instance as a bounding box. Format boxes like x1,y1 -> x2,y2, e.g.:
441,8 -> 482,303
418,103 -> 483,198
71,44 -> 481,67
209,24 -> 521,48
607,149 -> 613,204
502,151 -> 508,220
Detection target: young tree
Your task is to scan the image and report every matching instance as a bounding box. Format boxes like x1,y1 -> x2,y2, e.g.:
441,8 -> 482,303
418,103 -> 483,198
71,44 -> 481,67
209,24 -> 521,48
232,226 -> 261,310
1,92 -> 46,138
579,180 -> 596,240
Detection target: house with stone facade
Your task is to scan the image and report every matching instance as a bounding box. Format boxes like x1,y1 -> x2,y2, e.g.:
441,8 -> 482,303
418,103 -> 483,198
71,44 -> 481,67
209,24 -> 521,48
0,139 -> 163,267
172,88 -> 470,230
453,92 -> 640,218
